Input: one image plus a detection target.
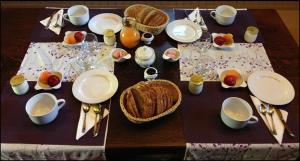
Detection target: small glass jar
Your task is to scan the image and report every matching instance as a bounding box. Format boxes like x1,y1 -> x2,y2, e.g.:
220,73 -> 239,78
10,74 -> 29,95
188,74 -> 204,94
103,29 -> 116,46
244,26 -> 259,43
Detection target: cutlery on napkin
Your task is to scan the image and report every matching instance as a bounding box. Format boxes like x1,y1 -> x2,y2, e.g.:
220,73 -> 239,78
40,9 -> 64,35
250,95 -> 288,144
185,7 -> 208,31
76,103 -> 109,140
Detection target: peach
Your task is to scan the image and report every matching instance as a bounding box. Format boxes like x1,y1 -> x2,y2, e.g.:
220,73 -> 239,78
39,71 -> 53,84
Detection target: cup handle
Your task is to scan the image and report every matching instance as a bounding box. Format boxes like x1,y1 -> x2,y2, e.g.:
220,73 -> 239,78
210,11 -> 216,19
63,13 -> 70,22
57,99 -> 66,110
248,115 -> 259,124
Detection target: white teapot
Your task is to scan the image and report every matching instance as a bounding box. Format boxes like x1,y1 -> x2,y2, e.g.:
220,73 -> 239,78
135,46 -> 156,68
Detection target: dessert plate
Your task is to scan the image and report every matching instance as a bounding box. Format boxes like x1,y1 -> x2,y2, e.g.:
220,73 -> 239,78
88,13 -> 122,35
247,71 -> 295,105
72,69 -> 118,104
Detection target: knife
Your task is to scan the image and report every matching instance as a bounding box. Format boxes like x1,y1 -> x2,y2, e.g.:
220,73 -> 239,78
274,107 -> 296,138
45,11 -> 56,29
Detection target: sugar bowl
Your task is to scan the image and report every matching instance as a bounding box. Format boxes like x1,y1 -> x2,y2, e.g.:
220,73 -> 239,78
135,45 -> 156,68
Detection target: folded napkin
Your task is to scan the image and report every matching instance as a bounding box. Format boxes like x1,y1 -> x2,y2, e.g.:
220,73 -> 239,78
250,95 -> 288,144
184,7 -> 208,31
40,9 -> 64,35
76,103 -> 109,140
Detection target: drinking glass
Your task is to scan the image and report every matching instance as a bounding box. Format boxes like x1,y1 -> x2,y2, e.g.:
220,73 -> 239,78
77,33 -> 98,71
197,31 -> 211,53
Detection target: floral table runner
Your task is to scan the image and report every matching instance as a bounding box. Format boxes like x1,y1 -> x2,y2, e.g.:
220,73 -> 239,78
178,43 -> 274,81
17,42 -> 115,82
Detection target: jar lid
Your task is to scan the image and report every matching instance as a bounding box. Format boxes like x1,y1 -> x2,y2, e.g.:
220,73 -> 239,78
190,74 -> 203,85
104,29 -> 115,37
136,46 -> 154,60
247,26 -> 259,34
10,74 -> 25,86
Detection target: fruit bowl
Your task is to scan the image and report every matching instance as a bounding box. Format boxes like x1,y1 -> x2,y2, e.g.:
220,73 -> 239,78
217,68 -> 247,88
62,31 -> 87,47
110,48 -> 131,63
35,70 -> 63,90
212,33 -> 235,49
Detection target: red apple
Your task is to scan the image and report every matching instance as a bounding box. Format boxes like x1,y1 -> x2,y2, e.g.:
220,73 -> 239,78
214,36 -> 226,46
47,75 -> 60,87
74,32 -> 84,42
223,75 -> 237,86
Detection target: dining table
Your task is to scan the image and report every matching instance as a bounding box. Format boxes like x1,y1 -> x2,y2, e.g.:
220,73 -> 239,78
1,6 -> 299,160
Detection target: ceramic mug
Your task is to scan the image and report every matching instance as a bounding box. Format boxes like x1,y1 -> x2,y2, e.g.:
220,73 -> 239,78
63,5 -> 89,26
210,5 -> 237,26
221,97 -> 258,129
25,93 -> 66,125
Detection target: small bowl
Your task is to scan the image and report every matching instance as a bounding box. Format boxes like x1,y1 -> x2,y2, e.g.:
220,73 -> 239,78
162,48 -> 181,62
111,48 -> 131,63
35,71 -> 63,90
141,32 -> 154,45
62,31 -> 87,47
144,67 -> 158,80
218,68 -> 247,88
212,33 -> 235,49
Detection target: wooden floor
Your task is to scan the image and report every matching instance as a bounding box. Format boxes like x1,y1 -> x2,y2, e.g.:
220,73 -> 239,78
1,1 -> 299,45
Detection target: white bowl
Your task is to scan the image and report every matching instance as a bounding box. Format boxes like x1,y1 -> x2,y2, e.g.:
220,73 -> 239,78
62,31 -> 87,47
35,71 -> 63,90
141,32 -> 154,45
218,68 -> 247,88
111,48 -> 131,63
212,33 -> 235,49
162,48 -> 181,62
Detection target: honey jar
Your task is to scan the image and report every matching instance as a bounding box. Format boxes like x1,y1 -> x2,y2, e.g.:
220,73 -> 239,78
188,74 -> 204,94
103,29 -> 116,46
10,74 -> 29,95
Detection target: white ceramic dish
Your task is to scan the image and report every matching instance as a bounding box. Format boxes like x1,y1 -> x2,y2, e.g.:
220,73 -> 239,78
166,19 -> 202,43
212,33 -> 235,49
35,71 -> 63,90
62,31 -> 87,47
247,71 -> 295,105
162,48 -> 181,62
111,48 -> 131,63
72,69 -> 119,104
217,68 -> 247,88
88,13 -> 122,35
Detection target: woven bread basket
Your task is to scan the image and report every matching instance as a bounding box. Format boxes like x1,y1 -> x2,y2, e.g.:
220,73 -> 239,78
124,4 -> 169,35
120,79 -> 182,124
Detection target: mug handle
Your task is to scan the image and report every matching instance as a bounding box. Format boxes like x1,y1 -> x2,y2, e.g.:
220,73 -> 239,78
63,13 -> 71,22
210,11 -> 216,19
248,115 -> 259,124
57,99 -> 66,110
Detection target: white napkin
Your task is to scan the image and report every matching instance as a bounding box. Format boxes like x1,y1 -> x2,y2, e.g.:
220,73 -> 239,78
184,7 -> 208,31
76,104 -> 109,140
40,9 -> 64,35
250,95 -> 288,144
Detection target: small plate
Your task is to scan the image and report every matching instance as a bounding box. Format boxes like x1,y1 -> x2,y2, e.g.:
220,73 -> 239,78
35,71 -> 63,90
111,48 -> 131,63
166,19 -> 202,43
162,48 -> 181,62
88,13 -> 122,35
218,68 -> 247,88
212,33 -> 235,49
62,31 -> 87,47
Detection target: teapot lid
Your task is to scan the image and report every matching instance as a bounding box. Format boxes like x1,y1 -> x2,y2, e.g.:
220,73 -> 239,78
136,46 -> 154,60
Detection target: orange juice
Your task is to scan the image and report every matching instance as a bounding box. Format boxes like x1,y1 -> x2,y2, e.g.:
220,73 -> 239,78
120,17 -> 140,49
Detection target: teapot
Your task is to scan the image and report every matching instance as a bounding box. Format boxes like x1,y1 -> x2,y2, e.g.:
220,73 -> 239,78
135,46 -> 156,68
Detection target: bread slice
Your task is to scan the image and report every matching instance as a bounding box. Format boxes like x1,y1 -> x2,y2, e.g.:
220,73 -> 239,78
143,10 -> 157,25
131,83 -> 154,118
125,88 -> 140,118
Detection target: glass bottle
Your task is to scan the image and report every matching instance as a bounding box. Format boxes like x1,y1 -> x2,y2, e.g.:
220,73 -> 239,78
120,17 -> 140,49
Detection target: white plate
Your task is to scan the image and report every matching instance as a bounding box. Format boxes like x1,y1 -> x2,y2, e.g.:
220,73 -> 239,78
72,69 -> 118,104
88,13 -> 122,35
247,71 -> 295,105
62,31 -> 87,47
166,19 -> 202,43
212,33 -> 235,49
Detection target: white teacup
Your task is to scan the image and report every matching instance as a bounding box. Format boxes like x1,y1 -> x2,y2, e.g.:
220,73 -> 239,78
63,5 -> 89,26
221,97 -> 258,129
210,5 -> 237,26
25,93 -> 66,125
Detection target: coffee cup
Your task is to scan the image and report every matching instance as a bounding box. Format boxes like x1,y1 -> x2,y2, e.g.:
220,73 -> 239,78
210,5 -> 237,26
221,97 -> 258,129
63,5 -> 89,26
25,93 -> 66,125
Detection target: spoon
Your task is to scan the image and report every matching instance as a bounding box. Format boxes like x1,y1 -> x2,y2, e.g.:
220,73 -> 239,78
92,105 -> 101,137
267,104 -> 277,135
82,103 -> 90,133
259,104 -> 273,134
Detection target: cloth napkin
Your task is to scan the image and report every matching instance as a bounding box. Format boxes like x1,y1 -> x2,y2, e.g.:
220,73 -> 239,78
184,7 -> 208,31
76,103 -> 109,140
250,95 -> 288,144
40,9 -> 64,35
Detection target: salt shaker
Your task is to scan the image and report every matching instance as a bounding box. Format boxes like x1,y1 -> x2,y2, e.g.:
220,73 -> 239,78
188,74 -> 204,94
103,29 -> 116,46
10,74 -> 29,95
244,26 -> 259,43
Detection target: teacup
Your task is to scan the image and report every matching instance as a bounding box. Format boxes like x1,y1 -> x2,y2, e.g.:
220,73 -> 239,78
63,5 -> 89,26
25,93 -> 66,125
210,5 -> 237,26
221,97 -> 258,129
